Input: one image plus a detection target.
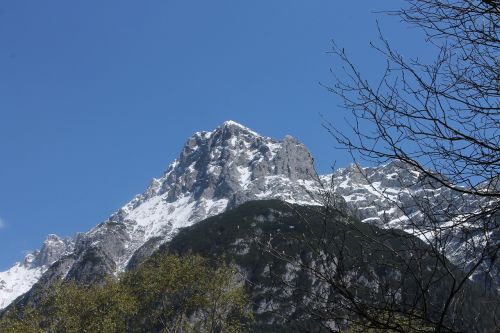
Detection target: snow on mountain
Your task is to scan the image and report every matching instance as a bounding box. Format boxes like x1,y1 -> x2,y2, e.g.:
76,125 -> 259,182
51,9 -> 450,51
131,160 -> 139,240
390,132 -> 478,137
324,161 -> 499,290
0,235 -> 73,309
0,121 -> 324,309
1,121 -> 496,310
0,255 -> 42,310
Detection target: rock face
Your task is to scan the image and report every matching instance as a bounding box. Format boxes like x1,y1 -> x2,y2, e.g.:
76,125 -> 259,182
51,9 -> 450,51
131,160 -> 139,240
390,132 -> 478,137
1,121 -> 497,310
32,234 -> 72,268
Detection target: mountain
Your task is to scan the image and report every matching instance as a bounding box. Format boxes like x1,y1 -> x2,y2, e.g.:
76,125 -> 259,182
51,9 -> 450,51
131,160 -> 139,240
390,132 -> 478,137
325,161 -> 499,290
0,121 -> 322,309
0,121 -> 497,311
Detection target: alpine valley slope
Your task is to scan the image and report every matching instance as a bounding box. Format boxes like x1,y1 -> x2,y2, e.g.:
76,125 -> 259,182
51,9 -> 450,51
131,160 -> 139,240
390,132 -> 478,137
0,120 -> 497,310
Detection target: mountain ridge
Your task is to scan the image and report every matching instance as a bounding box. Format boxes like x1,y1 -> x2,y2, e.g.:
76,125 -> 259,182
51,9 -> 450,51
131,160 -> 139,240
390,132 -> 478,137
1,121 -> 497,310
0,120 -> 322,309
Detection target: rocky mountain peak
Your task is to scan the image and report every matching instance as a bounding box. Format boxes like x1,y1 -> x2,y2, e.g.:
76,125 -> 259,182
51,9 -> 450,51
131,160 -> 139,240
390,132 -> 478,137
12,234 -> 74,270
31,234 -> 74,268
80,121 -> 322,272
121,121 -> 318,212
216,120 -> 260,135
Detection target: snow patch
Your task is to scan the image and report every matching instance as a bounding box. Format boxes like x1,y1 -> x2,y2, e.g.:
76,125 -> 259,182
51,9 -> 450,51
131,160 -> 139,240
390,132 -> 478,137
0,262 -> 44,310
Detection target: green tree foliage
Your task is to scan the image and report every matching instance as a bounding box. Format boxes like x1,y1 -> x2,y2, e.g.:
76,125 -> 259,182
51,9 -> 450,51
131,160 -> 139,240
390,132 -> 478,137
0,305 -> 44,333
124,253 -> 251,333
0,254 -> 250,333
40,279 -> 136,333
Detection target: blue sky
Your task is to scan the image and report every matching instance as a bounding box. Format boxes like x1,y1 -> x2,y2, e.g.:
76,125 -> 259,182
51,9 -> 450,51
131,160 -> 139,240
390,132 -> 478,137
0,0 -> 427,269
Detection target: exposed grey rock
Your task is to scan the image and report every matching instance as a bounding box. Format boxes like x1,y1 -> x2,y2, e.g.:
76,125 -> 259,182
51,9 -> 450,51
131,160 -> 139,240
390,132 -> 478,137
74,222 -> 131,269
126,236 -> 164,271
35,255 -> 77,289
65,247 -> 116,285
33,234 -> 74,268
